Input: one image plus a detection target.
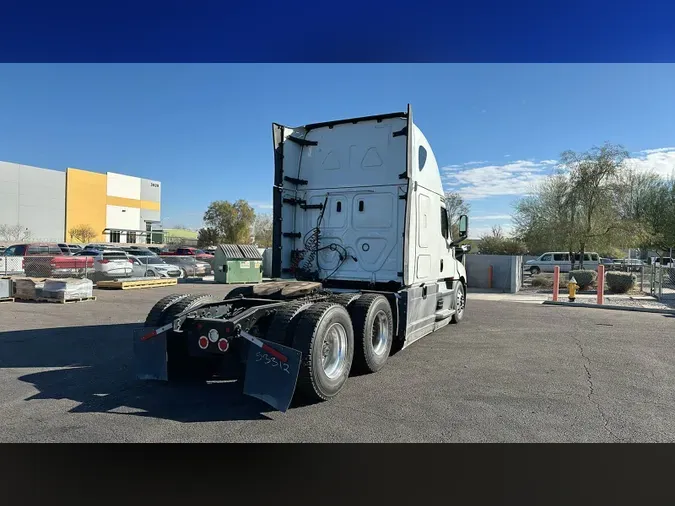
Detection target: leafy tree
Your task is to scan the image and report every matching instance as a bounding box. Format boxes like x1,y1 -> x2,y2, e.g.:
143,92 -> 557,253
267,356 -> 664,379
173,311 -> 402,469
561,142 -> 633,267
197,227 -> 221,247
514,142 -> 646,268
68,224 -> 97,243
203,199 -> 255,244
253,213 -> 273,248
444,191 -> 470,239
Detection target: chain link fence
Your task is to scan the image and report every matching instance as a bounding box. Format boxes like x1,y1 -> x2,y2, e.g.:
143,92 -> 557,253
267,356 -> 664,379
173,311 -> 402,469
650,265 -> 675,302
1,253 -> 214,281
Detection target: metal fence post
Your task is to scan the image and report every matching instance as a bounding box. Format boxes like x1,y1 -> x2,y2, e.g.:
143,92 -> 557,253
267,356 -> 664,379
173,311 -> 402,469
640,266 -> 644,293
659,266 -> 663,300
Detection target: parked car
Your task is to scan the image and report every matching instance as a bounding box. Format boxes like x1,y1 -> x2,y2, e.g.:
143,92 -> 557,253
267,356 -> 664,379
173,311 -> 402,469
613,258 -> 644,272
68,244 -> 83,253
129,255 -> 181,278
147,246 -> 163,255
2,242 -> 91,277
123,246 -> 157,256
160,247 -> 214,261
89,250 -> 133,280
524,251 -> 601,275
159,255 -> 212,278
56,243 -> 73,255
0,244 -> 26,275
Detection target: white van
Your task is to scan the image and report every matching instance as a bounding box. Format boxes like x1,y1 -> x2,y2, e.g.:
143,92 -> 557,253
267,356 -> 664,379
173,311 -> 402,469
525,251 -> 600,275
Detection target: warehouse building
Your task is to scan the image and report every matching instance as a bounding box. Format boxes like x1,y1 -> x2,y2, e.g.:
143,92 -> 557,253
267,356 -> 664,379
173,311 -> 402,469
0,161 -> 162,244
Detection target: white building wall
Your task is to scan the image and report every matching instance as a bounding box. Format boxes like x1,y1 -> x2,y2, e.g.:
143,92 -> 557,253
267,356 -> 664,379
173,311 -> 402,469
107,172 -> 141,199
106,205 -> 141,242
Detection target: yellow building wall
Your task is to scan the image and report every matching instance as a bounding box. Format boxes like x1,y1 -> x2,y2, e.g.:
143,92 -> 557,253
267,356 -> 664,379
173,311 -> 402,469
66,168 -> 161,243
65,168 -> 107,242
106,195 -> 160,211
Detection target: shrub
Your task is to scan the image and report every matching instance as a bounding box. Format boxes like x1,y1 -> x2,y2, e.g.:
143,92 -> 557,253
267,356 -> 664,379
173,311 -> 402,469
532,275 -> 568,289
568,270 -> 597,290
606,272 -> 636,293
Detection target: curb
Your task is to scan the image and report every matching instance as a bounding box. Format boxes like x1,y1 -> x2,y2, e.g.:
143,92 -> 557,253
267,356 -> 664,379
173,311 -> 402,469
542,300 -> 675,315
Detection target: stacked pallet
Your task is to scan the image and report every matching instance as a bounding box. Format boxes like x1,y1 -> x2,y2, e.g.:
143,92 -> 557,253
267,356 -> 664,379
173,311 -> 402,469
42,278 -> 95,303
14,277 -> 47,300
13,277 -> 96,303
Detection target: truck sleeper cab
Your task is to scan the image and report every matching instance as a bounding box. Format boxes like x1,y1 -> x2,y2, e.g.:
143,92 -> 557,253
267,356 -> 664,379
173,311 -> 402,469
134,105 -> 470,412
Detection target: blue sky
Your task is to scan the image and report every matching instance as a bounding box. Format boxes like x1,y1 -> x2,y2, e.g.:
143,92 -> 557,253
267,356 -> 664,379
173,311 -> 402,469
1,64 -> 674,237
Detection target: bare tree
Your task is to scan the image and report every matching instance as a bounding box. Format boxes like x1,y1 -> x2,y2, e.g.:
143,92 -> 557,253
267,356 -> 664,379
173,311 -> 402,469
253,213 -> 273,248
444,191 -> 470,238
0,224 -> 31,242
68,224 -> 97,243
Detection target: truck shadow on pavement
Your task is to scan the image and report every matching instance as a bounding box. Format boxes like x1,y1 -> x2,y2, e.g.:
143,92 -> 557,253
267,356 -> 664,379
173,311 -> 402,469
2,323 -> 279,422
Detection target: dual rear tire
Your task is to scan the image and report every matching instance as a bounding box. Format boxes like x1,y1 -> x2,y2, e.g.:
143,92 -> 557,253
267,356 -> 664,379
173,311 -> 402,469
143,291 -> 396,403
290,294 -> 394,402
144,293 -> 223,382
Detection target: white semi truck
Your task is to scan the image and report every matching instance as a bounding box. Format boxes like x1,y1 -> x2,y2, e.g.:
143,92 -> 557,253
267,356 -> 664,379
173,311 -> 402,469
134,105 -> 470,411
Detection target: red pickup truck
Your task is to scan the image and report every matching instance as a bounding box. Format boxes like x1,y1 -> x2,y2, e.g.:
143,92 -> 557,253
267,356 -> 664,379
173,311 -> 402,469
11,243 -> 94,278
160,247 -> 214,261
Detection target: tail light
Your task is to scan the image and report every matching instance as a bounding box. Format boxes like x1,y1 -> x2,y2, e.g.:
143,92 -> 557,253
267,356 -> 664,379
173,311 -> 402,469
217,339 -> 230,352
198,336 -> 209,350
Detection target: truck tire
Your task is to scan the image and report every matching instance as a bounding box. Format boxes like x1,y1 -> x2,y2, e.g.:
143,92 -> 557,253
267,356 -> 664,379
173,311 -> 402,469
451,282 -> 465,324
292,302 -> 354,402
266,300 -> 314,347
150,294 -> 222,382
348,294 -> 394,374
329,292 -> 361,307
144,293 -> 191,327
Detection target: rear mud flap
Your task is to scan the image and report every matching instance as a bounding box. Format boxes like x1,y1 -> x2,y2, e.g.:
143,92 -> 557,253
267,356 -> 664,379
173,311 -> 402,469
243,338 -> 302,413
133,326 -> 168,381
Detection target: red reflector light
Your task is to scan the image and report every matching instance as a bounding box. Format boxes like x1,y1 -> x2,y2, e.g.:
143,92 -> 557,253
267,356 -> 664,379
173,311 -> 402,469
198,336 -> 209,349
217,339 -> 229,352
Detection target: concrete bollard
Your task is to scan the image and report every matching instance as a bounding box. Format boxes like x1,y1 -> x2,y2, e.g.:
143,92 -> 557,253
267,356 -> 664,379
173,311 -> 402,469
597,264 -> 605,305
552,265 -> 560,302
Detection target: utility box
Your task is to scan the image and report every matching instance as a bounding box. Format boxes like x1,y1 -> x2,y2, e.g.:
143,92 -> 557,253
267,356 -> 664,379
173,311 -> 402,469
0,277 -> 12,298
214,244 -> 263,284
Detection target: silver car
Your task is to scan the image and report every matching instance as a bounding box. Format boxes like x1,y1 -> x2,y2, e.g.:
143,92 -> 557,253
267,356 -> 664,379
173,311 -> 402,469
129,255 -> 181,278
159,255 -> 212,278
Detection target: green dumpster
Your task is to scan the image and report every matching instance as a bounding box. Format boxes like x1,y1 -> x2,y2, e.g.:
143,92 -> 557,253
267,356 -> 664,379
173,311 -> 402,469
214,244 -> 263,284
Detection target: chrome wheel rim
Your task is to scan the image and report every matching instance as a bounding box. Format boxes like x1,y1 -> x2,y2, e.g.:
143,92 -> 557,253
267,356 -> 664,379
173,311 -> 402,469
456,286 -> 465,316
371,310 -> 389,355
321,322 -> 348,380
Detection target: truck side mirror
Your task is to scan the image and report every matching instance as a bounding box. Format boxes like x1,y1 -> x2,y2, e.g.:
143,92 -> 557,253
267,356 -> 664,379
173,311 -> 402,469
458,214 -> 469,240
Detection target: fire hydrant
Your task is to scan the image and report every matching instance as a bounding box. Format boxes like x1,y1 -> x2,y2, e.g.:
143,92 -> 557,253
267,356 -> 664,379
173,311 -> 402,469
568,276 -> 577,302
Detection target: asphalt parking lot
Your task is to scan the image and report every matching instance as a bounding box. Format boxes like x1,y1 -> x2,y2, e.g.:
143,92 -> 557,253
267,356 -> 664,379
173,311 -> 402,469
1,283 -> 674,442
